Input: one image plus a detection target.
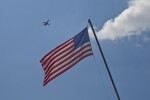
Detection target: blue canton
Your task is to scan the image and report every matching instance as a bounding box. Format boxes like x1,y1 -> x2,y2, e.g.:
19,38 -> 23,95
73,27 -> 90,49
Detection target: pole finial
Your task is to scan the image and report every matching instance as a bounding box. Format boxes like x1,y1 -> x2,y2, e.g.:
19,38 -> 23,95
88,19 -> 91,23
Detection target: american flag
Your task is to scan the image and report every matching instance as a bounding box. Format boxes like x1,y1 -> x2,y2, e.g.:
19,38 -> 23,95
40,27 -> 93,86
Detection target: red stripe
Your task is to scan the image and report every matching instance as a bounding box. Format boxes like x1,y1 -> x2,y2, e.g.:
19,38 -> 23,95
43,53 -> 93,86
41,39 -> 73,66
44,47 -> 74,73
44,47 -> 92,80
43,45 -> 74,71
44,45 -> 92,79
44,44 -> 92,78
44,48 -> 93,81
44,49 -> 93,81
40,38 -> 72,63
44,44 -> 91,77
40,38 -> 73,63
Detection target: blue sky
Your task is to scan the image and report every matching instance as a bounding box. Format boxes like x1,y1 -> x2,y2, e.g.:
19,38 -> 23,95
0,0 -> 150,100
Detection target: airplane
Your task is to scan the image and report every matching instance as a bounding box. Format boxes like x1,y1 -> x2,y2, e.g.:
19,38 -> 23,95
43,20 -> 49,26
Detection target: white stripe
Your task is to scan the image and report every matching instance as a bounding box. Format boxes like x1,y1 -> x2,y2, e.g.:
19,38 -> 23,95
45,51 -> 93,83
49,47 -> 92,75
51,42 -> 92,69
45,42 -> 92,77
50,46 -> 92,73
41,39 -> 73,64
42,40 -> 74,69
45,43 -> 91,75
44,46 -> 74,73
44,51 -> 93,83
42,40 -> 73,68
44,42 -> 91,74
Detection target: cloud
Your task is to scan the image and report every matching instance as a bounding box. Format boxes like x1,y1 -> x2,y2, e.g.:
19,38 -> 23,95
88,26 -> 96,39
135,42 -> 142,47
143,36 -> 150,42
95,0 -> 150,40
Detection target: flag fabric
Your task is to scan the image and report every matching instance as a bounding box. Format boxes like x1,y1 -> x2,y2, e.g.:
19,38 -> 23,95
40,27 -> 93,86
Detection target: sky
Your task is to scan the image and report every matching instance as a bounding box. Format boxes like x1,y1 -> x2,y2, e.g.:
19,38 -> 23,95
0,0 -> 150,100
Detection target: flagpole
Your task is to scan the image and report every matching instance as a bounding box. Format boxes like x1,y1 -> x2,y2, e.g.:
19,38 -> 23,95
88,19 -> 120,100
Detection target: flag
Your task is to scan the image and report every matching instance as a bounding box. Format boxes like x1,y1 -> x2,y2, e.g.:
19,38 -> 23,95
40,27 -> 93,86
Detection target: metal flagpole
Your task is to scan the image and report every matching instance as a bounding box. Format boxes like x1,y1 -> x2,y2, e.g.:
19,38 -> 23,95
88,19 -> 120,100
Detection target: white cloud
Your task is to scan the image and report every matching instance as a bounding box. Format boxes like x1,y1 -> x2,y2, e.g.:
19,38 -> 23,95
95,0 -> 150,40
88,26 -> 96,40
135,42 -> 142,47
143,36 -> 150,42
